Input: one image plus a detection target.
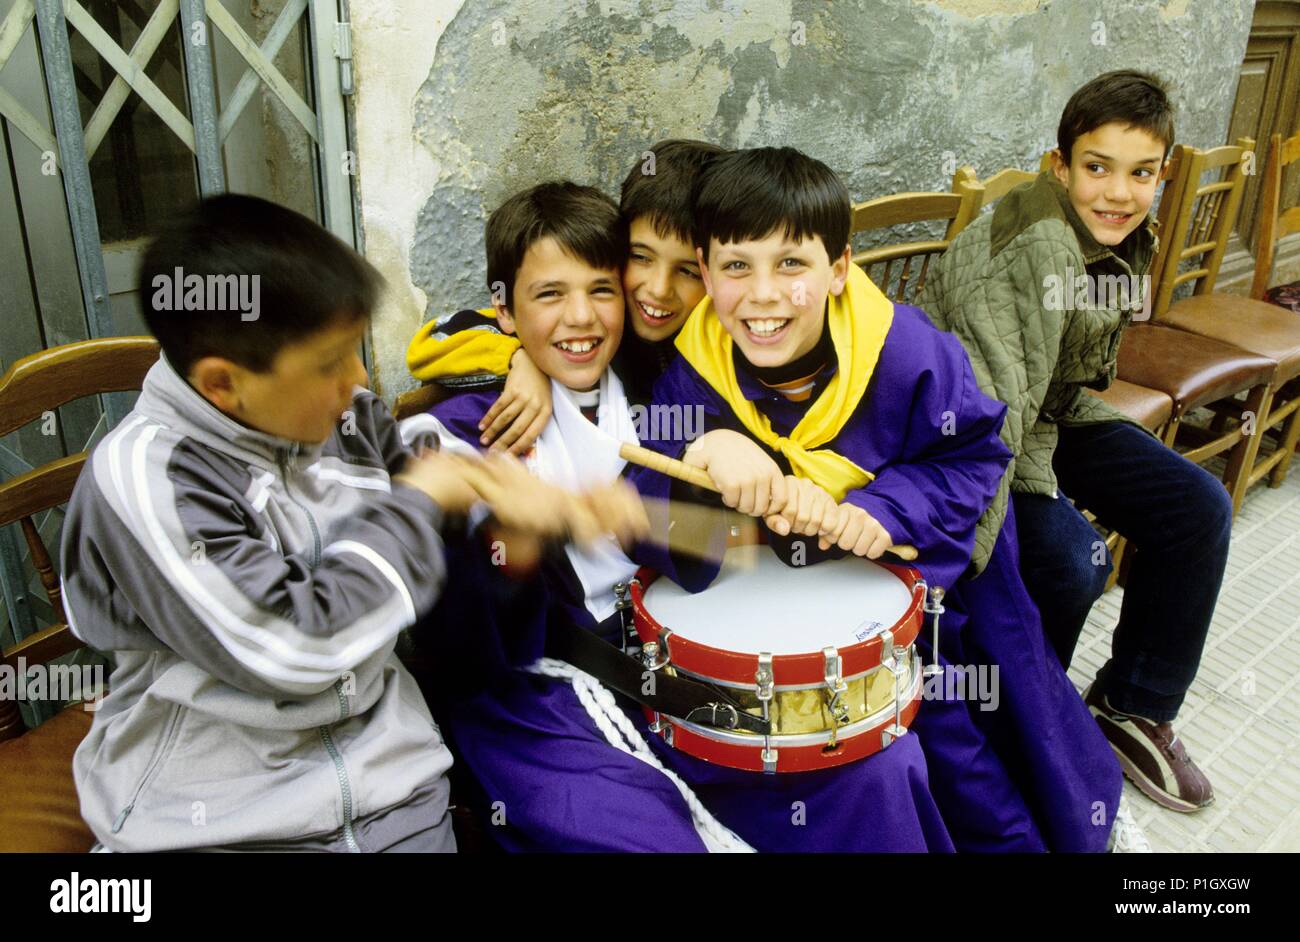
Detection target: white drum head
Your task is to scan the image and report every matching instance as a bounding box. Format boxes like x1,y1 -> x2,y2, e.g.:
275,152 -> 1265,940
642,545 -> 913,655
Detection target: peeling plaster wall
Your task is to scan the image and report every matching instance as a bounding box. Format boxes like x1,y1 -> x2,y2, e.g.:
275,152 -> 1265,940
351,0 -> 1255,399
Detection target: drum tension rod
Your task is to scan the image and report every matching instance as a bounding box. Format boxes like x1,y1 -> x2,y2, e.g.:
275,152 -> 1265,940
822,647 -> 851,751
922,584 -> 946,679
881,629 -> 908,748
757,653 -> 777,773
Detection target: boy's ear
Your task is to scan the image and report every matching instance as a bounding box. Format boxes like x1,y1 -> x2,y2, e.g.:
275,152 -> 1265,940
695,246 -> 713,297
189,356 -> 243,413
492,297 -> 517,336
829,246 -> 852,296
1050,148 -> 1070,186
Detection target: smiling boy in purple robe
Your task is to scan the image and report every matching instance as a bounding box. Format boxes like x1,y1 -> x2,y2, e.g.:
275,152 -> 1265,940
629,146 -> 1123,852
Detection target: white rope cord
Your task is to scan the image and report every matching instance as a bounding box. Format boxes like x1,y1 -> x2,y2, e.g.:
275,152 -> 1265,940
524,658 -> 755,853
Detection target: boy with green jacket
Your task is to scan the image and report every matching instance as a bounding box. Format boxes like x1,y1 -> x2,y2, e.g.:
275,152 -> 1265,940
923,70 -> 1228,814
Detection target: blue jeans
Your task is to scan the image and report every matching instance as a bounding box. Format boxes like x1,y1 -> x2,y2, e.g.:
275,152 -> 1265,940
1011,420 -> 1233,722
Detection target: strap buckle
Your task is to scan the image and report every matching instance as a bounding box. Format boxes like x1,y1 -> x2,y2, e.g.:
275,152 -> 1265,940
684,701 -> 737,729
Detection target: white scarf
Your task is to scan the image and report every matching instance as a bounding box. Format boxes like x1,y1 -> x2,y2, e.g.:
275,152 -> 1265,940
527,370 -> 640,622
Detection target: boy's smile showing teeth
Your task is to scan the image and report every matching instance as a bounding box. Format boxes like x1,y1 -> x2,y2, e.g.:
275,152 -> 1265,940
554,336 -> 604,361
637,300 -> 676,322
1094,209 -> 1133,226
743,317 -> 792,342
634,301 -> 676,327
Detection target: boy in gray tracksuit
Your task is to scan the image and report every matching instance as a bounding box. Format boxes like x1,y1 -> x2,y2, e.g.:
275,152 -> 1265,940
60,194 -> 584,852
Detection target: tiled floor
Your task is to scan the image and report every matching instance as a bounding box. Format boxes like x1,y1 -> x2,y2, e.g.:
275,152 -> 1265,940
1068,459 -> 1300,852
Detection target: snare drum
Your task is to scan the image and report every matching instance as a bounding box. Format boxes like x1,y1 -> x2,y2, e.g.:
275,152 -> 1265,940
631,545 -> 927,773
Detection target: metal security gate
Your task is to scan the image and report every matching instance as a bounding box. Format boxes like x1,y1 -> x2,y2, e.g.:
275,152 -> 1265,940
0,0 -> 361,720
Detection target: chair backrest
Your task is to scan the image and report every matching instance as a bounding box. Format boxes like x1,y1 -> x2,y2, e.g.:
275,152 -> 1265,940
947,152 -> 1055,231
850,189 -> 977,304
1149,137 -> 1256,317
949,165 -> 1038,233
0,337 -> 160,740
1250,130 -> 1300,301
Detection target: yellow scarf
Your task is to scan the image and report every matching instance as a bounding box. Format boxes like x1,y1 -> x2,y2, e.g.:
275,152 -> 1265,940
674,263 -> 893,501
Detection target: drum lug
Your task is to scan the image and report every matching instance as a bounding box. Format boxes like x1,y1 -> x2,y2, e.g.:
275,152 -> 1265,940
822,647 -> 851,743
648,716 -> 673,746
642,628 -> 672,672
879,629 -> 896,670
881,638 -> 911,748
922,583 -> 946,678
756,652 -> 774,723
761,745 -> 778,774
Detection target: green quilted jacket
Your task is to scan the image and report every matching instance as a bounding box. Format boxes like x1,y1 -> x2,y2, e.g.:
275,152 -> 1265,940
920,170 -> 1157,573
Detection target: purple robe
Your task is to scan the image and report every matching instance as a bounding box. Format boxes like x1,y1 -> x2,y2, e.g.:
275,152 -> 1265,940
415,389 -> 954,852
628,304 -> 1122,852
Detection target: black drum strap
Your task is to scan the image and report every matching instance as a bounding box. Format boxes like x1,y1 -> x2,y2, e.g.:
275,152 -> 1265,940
544,617 -> 771,736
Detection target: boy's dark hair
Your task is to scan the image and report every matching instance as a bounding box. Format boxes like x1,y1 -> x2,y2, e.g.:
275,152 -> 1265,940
138,194 -> 383,376
692,147 -> 850,263
1057,70 -> 1175,163
486,181 -> 628,308
620,138 -> 726,241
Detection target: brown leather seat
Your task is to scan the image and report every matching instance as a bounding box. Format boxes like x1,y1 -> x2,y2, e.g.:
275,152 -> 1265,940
0,704 -> 95,852
1084,379 -> 1173,432
1160,294 -> 1300,382
1117,324 -> 1277,416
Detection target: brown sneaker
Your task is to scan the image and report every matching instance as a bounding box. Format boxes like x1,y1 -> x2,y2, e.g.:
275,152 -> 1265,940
1084,684 -> 1215,813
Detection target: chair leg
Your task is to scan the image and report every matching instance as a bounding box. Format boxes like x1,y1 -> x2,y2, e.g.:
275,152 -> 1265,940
1223,383 -> 1274,516
1162,415 -> 1181,449
1269,391 -> 1300,488
1105,534 -> 1126,592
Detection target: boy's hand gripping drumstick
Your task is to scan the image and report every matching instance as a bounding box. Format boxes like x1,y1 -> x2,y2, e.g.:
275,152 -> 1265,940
618,442 -> 919,562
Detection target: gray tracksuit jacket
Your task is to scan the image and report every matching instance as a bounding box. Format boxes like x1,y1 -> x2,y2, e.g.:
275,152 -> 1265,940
61,357 -> 454,851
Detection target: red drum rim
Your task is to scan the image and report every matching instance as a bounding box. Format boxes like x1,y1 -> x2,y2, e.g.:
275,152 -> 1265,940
631,562 -> 925,687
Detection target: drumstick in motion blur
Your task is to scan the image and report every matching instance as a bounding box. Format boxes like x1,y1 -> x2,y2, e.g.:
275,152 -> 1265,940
619,442 -> 919,562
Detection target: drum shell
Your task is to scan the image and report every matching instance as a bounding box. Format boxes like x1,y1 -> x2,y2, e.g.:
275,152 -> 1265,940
630,558 -> 928,772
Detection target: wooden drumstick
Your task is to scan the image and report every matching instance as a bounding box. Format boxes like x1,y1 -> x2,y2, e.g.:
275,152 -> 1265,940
619,442 -> 919,562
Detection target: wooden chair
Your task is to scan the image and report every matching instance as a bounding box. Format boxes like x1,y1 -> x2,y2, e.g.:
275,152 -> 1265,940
1146,136 -> 1300,503
850,188 -> 979,304
393,382 -> 451,422
0,336 -> 160,852
1114,138 -> 1282,516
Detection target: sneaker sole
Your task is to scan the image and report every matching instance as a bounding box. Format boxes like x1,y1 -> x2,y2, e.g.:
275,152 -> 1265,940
1106,737 -> 1214,814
